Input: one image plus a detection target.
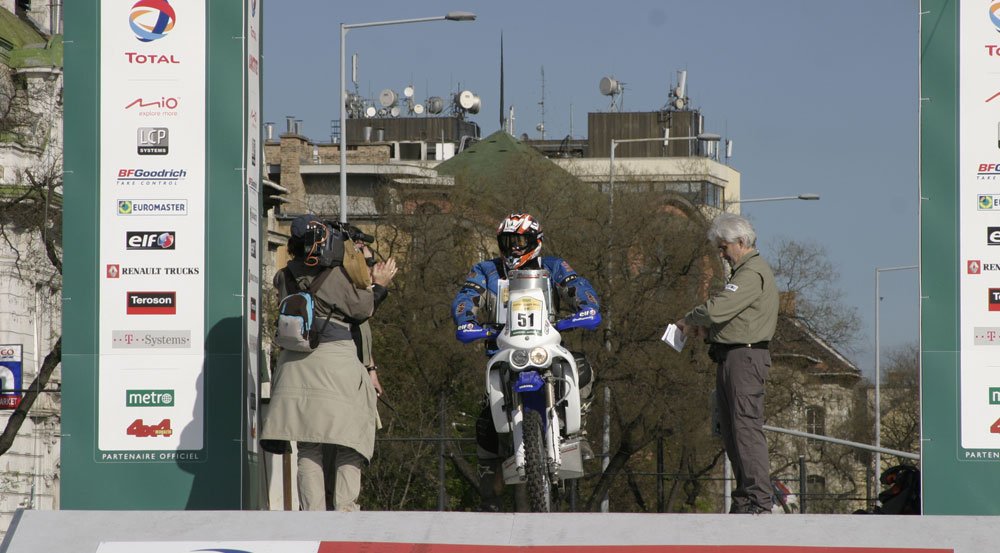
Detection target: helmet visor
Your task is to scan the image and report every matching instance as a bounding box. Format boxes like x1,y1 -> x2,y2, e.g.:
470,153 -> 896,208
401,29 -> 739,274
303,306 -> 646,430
498,233 -> 534,252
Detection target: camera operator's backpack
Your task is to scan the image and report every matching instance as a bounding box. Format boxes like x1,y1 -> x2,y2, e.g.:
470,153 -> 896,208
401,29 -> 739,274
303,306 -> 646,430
274,267 -> 334,352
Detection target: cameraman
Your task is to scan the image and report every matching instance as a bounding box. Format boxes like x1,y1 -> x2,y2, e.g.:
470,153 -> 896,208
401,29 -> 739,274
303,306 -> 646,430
261,215 -> 390,511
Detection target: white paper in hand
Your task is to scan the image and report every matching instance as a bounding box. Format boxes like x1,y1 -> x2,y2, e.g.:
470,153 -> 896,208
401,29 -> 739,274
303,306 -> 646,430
661,324 -> 687,352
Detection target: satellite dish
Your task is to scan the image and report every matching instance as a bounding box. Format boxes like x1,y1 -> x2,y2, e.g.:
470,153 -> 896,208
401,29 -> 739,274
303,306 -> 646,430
426,96 -> 444,114
413,103 -> 425,115
673,98 -> 685,110
364,106 -> 377,118
390,106 -> 400,117
599,76 -> 621,96
458,90 -> 481,113
379,89 -> 398,108
403,85 -> 414,98
377,108 -> 388,117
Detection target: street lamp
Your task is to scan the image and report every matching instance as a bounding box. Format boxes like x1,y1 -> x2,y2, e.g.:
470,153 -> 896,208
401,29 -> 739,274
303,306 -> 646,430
732,194 -> 821,203
873,264 -> 917,504
339,12 -> 476,223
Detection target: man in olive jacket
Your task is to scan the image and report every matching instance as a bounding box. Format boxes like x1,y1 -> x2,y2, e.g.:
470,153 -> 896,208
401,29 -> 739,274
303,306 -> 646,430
675,213 -> 779,515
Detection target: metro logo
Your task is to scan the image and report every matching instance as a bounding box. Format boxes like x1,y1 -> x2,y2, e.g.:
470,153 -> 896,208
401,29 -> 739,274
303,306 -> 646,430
126,291 -> 176,315
126,389 -> 175,407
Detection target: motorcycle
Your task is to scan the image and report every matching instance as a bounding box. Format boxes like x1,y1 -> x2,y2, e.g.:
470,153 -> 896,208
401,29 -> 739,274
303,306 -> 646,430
465,268 -> 600,512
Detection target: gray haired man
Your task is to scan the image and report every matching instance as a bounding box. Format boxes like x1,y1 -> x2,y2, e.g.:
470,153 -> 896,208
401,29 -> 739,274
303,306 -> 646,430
675,213 -> 779,514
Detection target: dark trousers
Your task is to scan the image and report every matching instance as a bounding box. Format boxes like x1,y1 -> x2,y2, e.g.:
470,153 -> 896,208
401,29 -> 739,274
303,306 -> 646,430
716,347 -> 773,511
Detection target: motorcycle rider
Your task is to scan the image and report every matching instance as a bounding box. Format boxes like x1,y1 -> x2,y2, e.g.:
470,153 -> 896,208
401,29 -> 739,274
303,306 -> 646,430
452,212 -> 601,511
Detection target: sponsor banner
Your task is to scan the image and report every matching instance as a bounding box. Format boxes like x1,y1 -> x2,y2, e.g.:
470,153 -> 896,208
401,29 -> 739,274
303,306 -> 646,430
100,0 -> 206,453
244,0 -> 262,455
960,2 -> 1000,450
0,345 -> 22,409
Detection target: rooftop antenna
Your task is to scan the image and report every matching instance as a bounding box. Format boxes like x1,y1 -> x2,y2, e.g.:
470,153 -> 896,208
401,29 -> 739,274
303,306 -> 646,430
536,66 -> 546,140
667,69 -> 689,111
599,76 -> 624,112
499,32 -> 506,132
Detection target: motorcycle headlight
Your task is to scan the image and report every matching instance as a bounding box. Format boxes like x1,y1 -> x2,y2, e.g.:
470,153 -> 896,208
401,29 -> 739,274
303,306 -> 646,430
529,347 -> 549,366
510,349 -> 529,368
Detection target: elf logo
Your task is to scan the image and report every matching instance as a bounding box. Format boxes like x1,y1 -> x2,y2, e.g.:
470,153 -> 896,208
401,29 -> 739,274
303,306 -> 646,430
126,291 -> 176,315
126,231 -> 175,250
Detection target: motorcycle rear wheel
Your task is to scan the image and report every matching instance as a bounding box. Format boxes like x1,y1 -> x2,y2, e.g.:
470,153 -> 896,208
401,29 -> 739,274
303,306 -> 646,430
523,408 -> 552,512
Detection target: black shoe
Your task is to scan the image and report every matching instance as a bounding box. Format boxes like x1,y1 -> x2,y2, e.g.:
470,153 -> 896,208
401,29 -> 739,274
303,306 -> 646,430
731,503 -> 771,515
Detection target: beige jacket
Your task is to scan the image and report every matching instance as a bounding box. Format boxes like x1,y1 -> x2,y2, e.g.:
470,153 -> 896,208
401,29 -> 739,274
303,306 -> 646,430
685,249 -> 778,345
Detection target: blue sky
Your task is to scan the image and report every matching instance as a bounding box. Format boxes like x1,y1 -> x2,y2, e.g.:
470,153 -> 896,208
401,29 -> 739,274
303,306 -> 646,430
262,1 -> 921,378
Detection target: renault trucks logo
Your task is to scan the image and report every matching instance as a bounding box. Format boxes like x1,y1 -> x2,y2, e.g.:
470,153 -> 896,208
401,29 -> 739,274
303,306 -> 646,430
970,260 -> 982,274
991,288 -> 1000,311
126,389 -> 175,407
126,231 -> 175,250
118,199 -> 188,216
129,0 -> 176,42
112,330 -> 190,348
137,127 -> 169,155
125,97 -> 179,117
126,291 -> 176,315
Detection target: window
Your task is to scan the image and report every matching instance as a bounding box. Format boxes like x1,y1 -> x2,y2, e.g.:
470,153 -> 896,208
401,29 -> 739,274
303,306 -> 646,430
805,406 -> 826,436
806,474 -> 826,496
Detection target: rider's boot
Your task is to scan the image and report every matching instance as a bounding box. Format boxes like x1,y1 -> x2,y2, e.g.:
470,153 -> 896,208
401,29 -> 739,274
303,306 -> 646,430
476,458 -> 503,512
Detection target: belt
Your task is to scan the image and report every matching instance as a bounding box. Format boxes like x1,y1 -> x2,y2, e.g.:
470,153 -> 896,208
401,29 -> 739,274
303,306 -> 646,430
707,341 -> 770,362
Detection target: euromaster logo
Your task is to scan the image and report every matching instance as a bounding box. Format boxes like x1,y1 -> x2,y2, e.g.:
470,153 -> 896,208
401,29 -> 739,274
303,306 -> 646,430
112,330 -> 190,348
126,291 -> 176,315
117,168 -> 187,186
979,194 -> 1000,210
126,389 -> 175,407
117,199 -> 188,216
125,96 -> 179,117
126,231 -> 175,250
129,0 -> 176,42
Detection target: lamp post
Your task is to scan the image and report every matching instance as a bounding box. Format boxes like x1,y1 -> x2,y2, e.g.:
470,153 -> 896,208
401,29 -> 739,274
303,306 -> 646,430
873,264 -> 917,501
731,194 -> 821,203
339,12 -> 475,224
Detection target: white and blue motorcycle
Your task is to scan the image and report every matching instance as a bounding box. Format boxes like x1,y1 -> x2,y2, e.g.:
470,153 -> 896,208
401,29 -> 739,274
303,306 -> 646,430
465,268 -> 600,512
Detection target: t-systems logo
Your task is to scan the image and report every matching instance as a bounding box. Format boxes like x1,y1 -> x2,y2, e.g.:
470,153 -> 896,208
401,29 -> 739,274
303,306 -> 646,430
125,96 -> 179,117
129,0 -> 176,42
990,288 -> 1000,311
117,168 -> 186,186
975,327 -> 1000,345
989,227 -> 1000,245
126,231 -> 176,250
112,330 -> 191,349
137,127 -> 169,155
117,199 -> 188,216
126,291 -> 176,315
979,194 -> 1000,210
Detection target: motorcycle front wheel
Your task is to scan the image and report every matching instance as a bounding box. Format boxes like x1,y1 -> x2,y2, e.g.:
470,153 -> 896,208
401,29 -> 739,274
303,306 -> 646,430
523,408 -> 552,512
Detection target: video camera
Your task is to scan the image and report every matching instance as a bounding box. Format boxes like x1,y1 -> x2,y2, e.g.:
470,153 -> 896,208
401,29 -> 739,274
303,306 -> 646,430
301,219 -> 374,268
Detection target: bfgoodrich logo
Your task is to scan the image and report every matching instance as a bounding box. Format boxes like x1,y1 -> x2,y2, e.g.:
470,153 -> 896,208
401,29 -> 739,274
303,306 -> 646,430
126,389 -> 175,407
112,330 -> 190,348
117,168 -> 186,186
117,199 -> 187,216
126,291 -> 176,315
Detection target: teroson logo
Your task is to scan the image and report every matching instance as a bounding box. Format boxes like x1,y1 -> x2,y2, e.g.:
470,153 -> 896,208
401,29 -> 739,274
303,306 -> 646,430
126,389 -> 175,407
126,231 -> 175,250
978,163 -> 1000,180
118,199 -> 188,216
125,97 -> 179,117
979,194 -> 1000,210
117,168 -> 186,186
112,330 -> 191,348
129,0 -> 176,42
975,327 -> 1000,344
126,291 -> 176,315
137,127 -> 169,155
990,288 -> 1000,311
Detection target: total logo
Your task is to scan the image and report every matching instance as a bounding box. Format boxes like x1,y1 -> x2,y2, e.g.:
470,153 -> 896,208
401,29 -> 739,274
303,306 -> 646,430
125,96 -> 179,117
106,264 -> 199,277
991,2 -> 1000,33
979,194 -> 1000,210
126,291 -> 176,315
112,330 -> 190,349
126,230 -> 175,250
977,163 -> 1000,180
129,0 -> 176,43
990,288 -> 1000,311
117,199 -> 188,216
117,168 -> 186,186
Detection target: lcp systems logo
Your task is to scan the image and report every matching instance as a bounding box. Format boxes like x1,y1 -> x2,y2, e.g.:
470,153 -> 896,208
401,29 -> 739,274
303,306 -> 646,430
129,0 -> 176,43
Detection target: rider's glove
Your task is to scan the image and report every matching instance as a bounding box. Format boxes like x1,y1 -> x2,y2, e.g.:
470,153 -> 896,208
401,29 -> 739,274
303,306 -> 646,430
555,307 -> 602,332
456,322 -> 491,343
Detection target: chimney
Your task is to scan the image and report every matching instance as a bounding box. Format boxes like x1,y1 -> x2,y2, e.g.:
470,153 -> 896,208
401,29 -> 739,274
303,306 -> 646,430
265,122 -> 273,140
779,291 -> 797,317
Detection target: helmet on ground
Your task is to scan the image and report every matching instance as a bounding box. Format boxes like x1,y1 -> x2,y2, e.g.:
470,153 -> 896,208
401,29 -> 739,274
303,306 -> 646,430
496,213 -> 543,270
